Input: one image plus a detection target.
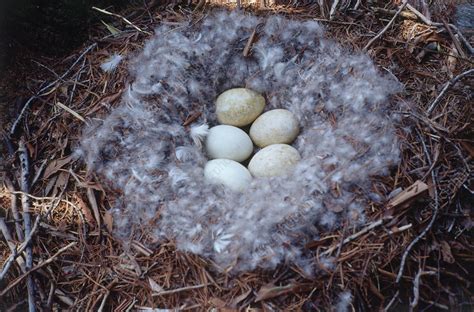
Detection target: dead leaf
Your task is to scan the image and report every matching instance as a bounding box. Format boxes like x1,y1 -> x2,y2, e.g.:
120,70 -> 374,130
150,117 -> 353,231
50,171 -> 70,198
255,284 -> 294,302
43,155 -> 74,179
103,210 -> 113,233
87,188 -> 101,230
44,175 -> 58,196
440,240 -> 455,263
230,289 -> 252,307
75,194 -> 96,226
101,20 -> 121,35
148,277 -> 164,294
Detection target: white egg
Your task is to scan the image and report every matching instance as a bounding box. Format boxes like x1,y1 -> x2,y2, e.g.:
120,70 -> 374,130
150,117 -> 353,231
204,159 -> 252,191
248,144 -> 301,177
249,109 -> 299,147
216,88 -> 265,126
206,125 -> 253,162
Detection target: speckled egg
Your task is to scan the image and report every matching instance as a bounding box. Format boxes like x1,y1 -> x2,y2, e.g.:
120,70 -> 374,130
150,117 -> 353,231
204,159 -> 252,192
249,109 -> 299,147
206,125 -> 253,162
248,144 -> 301,178
216,88 -> 265,126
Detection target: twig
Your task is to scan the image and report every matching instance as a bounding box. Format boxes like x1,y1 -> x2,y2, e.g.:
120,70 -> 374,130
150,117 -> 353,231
442,19 -> 466,58
354,0 -> 361,10
0,242 -> 77,297
409,268 -> 437,311
4,177 -> 24,240
18,140 -> 35,312
405,3 -> 433,25
321,218 -> 387,256
426,68 -> 474,115
404,4 -> 473,54
92,7 -> 152,35
0,192 -> 61,280
151,283 -> 209,296
10,191 -> 81,210
396,130 -> 439,284
363,0 -> 409,52
243,28 -> 257,57
0,218 -> 26,272
329,0 -> 341,20
383,290 -> 399,312
10,43 -> 96,135
56,102 -> 86,122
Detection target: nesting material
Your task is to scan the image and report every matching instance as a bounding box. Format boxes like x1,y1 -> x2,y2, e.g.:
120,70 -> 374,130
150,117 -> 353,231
216,88 -> 266,126
204,159 -> 252,192
248,144 -> 301,177
206,125 -> 253,162
249,109 -> 299,147
79,10 -> 401,272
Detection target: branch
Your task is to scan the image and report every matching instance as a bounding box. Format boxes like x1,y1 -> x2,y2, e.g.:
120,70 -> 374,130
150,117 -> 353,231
0,218 -> 26,272
409,268 -> 437,311
10,43 -> 97,135
18,140 -> 35,312
4,176 -> 24,240
396,130 -> 439,284
320,218 -> 388,256
363,0 -> 409,52
0,242 -> 77,297
426,68 -> 474,115
0,192 -> 64,281
92,7 -> 151,35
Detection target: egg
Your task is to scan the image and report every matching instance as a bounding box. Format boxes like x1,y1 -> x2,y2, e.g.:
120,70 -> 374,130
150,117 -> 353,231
206,125 -> 253,162
216,88 -> 265,126
248,144 -> 301,177
204,159 -> 252,191
249,109 -> 299,147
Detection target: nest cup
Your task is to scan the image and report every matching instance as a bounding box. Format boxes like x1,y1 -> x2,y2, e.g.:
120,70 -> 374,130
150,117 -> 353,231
80,10 -> 402,272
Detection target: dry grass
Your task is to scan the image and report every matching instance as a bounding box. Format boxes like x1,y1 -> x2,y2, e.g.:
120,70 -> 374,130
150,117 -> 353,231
0,1 -> 473,310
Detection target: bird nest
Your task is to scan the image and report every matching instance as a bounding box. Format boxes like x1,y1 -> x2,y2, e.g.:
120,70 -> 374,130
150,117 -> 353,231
0,1 -> 472,311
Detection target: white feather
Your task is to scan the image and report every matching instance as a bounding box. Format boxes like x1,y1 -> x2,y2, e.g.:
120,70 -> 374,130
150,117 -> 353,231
100,53 -> 123,72
190,123 -> 209,148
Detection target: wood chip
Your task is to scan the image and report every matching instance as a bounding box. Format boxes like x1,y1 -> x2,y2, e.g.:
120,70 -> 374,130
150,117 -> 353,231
387,180 -> 429,210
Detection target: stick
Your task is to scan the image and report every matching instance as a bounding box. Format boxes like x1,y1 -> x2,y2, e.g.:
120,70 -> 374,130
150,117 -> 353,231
363,0 -> 409,52
0,189 -> 65,281
404,4 -> 473,54
10,43 -> 96,135
18,140 -> 36,312
4,176 -> 24,240
409,269 -> 436,311
442,19 -> 466,58
243,28 -> 257,57
151,283 -> 209,296
0,218 -> 26,272
383,290 -> 399,312
395,130 -> 439,284
329,0 -> 341,20
92,7 -> 151,35
321,218 -> 387,256
0,242 -> 77,297
427,68 -> 474,114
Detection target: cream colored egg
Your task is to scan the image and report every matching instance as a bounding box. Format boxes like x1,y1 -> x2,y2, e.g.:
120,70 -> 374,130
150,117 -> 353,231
204,159 -> 252,192
250,109 -> 299,147
248,144 -> 301,177
216,88 -> 265,126
206,125 -> 253,162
